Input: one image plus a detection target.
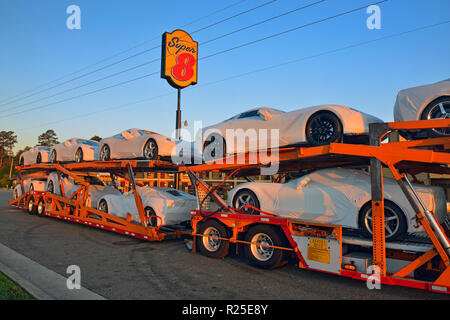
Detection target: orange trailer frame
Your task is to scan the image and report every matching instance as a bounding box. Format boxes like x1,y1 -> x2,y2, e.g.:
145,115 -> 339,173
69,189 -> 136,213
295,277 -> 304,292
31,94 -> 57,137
180,119 -> 450,294
8,161 -> 187,242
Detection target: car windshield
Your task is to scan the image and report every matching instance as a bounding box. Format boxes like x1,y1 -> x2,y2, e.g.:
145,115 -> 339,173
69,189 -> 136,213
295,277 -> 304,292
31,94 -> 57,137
77,139 -> 98,146
78,176 -> 104,186
138,130 -> 155,135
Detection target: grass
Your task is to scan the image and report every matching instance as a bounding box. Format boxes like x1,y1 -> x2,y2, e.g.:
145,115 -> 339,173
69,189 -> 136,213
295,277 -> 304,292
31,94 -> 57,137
0,272 -> 34,300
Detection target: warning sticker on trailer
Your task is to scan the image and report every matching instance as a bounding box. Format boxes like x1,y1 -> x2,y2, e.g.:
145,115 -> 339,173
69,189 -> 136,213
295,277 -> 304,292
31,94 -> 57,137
307,238 -> 330,264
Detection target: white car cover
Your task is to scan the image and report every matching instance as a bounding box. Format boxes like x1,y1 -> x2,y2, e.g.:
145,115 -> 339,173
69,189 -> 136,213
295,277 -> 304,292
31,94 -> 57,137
228,168 -> 447,235
199,106 -> 383,154
394,79 -> 450,122
50,138 -> 99,162
99,128 -> 177,160
98,187 -> 197,226
46,172 -> 120,209
13,179 -> 46,199
19,147 -> 51,166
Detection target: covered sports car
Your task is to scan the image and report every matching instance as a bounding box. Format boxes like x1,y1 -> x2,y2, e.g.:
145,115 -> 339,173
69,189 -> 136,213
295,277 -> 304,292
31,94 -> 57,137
228,168 -> 447,241
13,178 -> 47,199
394,79 -> 450,137
97,187 -> 197,227
50,138 -> 99,163
98,129 -> 177,161
46,172 -> 121,209
19,147 -> 51,166
199,105 -> 383,161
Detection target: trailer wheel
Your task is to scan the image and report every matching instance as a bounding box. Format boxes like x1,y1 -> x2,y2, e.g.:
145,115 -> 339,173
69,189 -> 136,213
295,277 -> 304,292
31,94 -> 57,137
197,219 -> 230,259
27,197 -> 37,215
244,225 -> 289,269
36,199 -> 45,217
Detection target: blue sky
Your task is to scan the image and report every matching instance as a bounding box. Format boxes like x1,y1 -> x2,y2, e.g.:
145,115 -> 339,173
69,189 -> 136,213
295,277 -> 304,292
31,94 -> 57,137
0,0 -> 449,152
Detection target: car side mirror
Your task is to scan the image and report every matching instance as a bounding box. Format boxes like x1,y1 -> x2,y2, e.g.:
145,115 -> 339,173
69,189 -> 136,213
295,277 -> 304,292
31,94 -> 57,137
296,177 -> 311,190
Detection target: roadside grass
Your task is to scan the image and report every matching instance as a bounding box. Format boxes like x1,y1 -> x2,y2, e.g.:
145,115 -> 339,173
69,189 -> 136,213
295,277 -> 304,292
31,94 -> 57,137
0,272 -> 34,300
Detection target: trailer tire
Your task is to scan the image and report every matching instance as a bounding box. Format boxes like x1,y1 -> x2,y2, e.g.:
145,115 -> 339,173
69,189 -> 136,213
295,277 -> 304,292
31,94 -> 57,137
197,219 -> 230,259
36,199 -> 45,217
244,225 -> 290,270
27,197 -> 37,215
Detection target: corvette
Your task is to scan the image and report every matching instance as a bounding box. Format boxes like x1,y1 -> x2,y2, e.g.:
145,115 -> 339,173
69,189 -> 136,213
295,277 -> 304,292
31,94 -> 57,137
45,172 -> 121,209
19,146 -> 51,166
97,187 -> 197,227
200,105 -> 383,161
228,167 -> 447,241
50,138 -> 99,163
98,128 -> 177,161
394,79 -> 450,137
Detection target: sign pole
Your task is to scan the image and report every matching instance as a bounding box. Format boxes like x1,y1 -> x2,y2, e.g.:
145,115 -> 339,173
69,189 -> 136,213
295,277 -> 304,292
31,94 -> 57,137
161,29 -> 198,191
175,88 -> 182,189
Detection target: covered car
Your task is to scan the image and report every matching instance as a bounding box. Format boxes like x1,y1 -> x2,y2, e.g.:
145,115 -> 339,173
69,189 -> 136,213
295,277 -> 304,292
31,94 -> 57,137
228,168 -> 447,241
19,147 -> 50,166
394,79 -> 450,137
13,178 -> 47,199
50,138 -> 99,163
97,187 -> 197,227
45,172 -> 121,209
98,128 -> 178,161
199,106 -> 383,161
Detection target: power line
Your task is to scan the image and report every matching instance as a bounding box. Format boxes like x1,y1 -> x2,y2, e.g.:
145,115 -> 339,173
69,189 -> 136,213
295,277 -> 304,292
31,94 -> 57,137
18,15 -> 447,134
1,0 -> 322,114
0,0 -> 267,108
1,1 -> 387,119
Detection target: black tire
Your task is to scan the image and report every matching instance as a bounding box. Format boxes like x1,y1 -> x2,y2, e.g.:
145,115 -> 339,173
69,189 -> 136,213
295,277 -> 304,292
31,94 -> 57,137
50,150 -> 57,164
232,189 -> 260,215
19,157 -> 24,166
145,207 -> 158,227
305,112 -> 343,146
36,153 -> 42,164
47,180 -> 55,194
358,201 -> 407,241
75,148 -> 83,163
98,199 -> 108,213
27,197 -> 37,215
420,96 -> 450,137
36,199 -> 45,217
197,219 -> 230,259
143,139 -> 159,160
100,145 -> 110,161
203,134 -> 226,162
244,224 -> 290,269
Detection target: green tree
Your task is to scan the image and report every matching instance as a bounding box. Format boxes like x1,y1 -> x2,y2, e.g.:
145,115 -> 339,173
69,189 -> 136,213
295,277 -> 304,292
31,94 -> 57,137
38,130 -> 59,147
90,136 -> 102,142
0,131 -> 18,167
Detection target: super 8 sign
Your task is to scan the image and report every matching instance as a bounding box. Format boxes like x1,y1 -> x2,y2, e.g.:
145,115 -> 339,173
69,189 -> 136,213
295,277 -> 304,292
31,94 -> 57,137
161,30 -> 198,89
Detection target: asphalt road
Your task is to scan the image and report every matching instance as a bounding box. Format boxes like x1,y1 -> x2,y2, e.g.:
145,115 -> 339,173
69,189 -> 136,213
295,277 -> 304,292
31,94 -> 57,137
0,190 -> 449,300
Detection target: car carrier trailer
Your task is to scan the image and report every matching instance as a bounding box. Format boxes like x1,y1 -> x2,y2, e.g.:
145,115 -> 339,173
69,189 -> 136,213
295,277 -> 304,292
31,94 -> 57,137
181,119 -> 450,294
6,119 -> 450,295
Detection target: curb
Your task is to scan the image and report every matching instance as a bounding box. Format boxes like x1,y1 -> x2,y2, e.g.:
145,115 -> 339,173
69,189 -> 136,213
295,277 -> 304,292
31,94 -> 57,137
0,243 -> 106,300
